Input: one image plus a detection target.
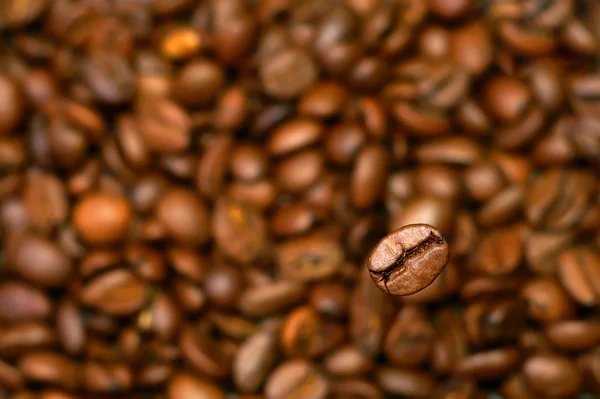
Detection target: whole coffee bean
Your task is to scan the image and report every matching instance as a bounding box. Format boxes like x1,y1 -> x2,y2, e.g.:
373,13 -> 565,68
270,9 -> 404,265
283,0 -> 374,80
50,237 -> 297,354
260,49 -> 318,99
324,345 -> 373,377
521,278 -> 574,322
350,143 -> 389,209
137,96 -> 192,153
0,74 -> 24,135
298,82 -> 349,118
264,360 -> 329,399
179,322 -> 229,379
6,234 -> 72,287
267,118 -> 323,157
545,319 -> 600,352
309,281 -> 349,319
271,202 -> 315,237
204,263 -> 245,309
233,324 -> 278,393
350,268 -> 395,357
0,322 -> 55,357
453,348 -> 520,381
229,144 -> 268,182
212,196 -> 267,264
17,351 -> 78,390
73,192 -> 132,245
330,379 -> 383,399
276,233 -> 342,281
23,169 -> 68,234
375,367 -> 434,397
525,169 -> 595,231
156,188 -> 209,246
523,354 -> 582,397
167,372 -> 225,399
558,246 -> 600,306
0,281 -> 51,323
367,224 -> 449,296
55,299 -> 85,355
173,59 -> 225,106
238,281 -> 305,317
79,270 -> 148,316
384,305 -> 435,367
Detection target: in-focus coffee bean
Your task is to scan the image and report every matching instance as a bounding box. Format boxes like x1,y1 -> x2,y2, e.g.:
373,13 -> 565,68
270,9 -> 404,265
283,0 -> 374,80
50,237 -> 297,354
367,224 -> 449,295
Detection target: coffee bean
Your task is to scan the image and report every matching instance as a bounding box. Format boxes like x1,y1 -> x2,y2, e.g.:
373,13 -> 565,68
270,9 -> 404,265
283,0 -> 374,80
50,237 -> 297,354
276,233 -> 342,281
167,372 -> 225,399
350,268 -> 394,357
212,196 -> 267,264
17,351 -> 79,390
79,270 -> 148,316
0,282 -> 51,323
238,281 -> 305,318
264,360 -> 329,399
156,188 -> 209,246
73,192 -> 132,245
558,246 -> 600,306
0,74 -> 24,135
0,322 -> 55,357
260,49 -> 318,99
6,234 -> 72,287
268,118 -> 323,157
367,224 -> 449,296
523,354 -> 582,397
233,324 -> 279,393
454,348 -> 520,381
384,305 -> 435,367
521,278 -> 574,323
545,319 -> 600,352
376,367 -> 434,397
173,59 -> 225,106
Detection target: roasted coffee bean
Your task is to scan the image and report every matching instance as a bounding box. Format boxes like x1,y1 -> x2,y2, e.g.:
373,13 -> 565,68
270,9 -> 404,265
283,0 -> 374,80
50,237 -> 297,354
264,360 -> 329,399
73,192 -> 132,245
454,348 -> 520,381
375,367 -> 435,397
545,319 -> 600,352
384,305 -> 435,367
367,224 -> 449,296
557,246 -> 600,306
0,74 -> 24,135
212,196 -> 267,264
233,323 -> 279,393
276,233 -> 342,281
260,49 -> 318,99
167,372 -> 225,399
523,354 -> 582,397
156,188 -> 209,246
0,282 -> 51,323
6,234 -> 72,287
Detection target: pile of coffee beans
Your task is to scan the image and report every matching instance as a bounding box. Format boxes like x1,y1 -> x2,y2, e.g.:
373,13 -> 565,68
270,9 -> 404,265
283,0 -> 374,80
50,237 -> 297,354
1,0 -> 600,398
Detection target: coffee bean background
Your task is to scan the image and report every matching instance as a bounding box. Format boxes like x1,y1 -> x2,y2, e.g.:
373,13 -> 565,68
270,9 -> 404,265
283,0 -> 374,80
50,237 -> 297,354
0,0 -> 600,398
